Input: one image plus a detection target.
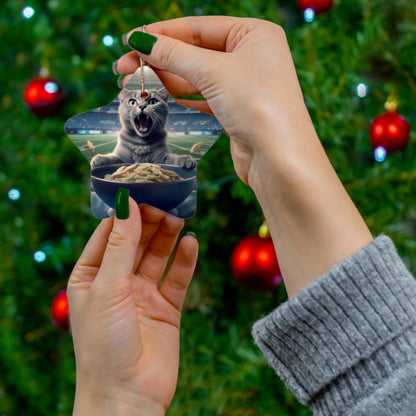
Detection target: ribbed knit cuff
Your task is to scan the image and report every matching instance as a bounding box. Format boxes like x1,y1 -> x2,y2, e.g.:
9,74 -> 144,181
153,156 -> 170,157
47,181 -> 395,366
252,235 -> 416,413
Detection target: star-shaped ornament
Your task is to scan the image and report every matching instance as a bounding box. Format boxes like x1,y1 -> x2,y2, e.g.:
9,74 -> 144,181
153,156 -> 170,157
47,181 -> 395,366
65,66 -> 223,219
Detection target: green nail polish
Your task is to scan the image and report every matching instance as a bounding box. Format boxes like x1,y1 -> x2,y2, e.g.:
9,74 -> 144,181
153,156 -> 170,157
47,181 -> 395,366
186,231 -> 197,238
128,31 -> 157,55
172,95 -> 207,102
115,188 -> 129,219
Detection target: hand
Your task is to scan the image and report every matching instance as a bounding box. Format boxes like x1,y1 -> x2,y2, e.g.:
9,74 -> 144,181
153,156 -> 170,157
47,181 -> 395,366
115,16 -> 372,296
67,200 -> 198,415
116,16 -> 312,185
116,16 -> 372,296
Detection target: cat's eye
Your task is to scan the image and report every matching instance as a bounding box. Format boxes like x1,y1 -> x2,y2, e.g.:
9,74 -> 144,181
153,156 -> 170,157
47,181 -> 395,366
128,99 -> 137,106
148,98 -> 158,105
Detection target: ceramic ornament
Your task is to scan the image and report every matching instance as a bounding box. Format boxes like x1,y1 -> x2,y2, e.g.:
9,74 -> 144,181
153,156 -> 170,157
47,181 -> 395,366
65,66 -> 223,219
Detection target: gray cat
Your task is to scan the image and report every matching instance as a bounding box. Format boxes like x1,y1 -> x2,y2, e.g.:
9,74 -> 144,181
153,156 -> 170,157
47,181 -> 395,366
91,88 -> 196,169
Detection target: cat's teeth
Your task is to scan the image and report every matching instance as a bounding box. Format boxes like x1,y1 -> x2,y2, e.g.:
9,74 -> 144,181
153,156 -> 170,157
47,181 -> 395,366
136,114 -> 152,134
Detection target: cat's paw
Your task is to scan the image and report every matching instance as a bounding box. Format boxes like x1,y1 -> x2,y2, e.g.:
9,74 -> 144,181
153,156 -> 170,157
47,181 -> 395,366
91,155 -> 105,168
91,155 -> 116,168
178,155 -> 197,170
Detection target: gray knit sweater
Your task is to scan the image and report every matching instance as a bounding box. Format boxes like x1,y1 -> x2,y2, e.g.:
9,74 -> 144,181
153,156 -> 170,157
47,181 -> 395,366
252,235 -> 416,415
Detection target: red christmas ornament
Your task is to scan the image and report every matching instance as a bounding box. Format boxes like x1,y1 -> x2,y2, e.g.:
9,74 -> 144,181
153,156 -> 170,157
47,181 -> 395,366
24,76 -> 64,117
51,290 -> 69,330
230,235 -> 282,290
297,0 -> 334,14
370,111 -> 411,153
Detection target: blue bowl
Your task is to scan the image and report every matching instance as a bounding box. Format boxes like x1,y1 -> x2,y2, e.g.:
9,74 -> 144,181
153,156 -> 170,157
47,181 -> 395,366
91,163 -> 197,212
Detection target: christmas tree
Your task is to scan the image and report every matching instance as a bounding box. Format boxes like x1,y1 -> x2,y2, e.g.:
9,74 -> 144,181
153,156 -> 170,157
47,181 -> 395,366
1,0 -> 415,414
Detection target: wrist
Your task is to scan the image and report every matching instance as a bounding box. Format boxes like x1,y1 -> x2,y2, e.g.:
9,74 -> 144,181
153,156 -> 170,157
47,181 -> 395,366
247,110 -> 321,197
73,389 -> 166,416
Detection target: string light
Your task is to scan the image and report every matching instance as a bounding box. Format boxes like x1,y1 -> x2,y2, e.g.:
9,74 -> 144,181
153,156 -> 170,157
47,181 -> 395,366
304,8 -> 315,22
34,250 -> 47,263
22,6 -> 35,19
374,146 -> 387,163
8,189 -> 21,201
44,81 -> 58,94
102,35 -> 114,46
356,83 -> 368,98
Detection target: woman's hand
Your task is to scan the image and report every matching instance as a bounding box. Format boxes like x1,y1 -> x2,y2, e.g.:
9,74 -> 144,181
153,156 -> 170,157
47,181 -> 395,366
116,16 -> 372,296
67,199 -> 198,415
116,16 -> 312,185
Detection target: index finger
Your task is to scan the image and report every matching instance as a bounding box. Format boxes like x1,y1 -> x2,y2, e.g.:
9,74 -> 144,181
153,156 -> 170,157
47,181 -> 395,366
136,16 -> 245,52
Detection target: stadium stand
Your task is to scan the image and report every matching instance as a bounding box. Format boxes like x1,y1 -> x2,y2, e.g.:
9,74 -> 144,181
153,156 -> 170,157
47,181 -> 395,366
65,97 -> 222,135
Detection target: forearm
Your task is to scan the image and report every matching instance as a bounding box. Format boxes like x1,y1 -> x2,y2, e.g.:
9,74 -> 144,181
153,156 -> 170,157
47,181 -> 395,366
247,109 -> 373,296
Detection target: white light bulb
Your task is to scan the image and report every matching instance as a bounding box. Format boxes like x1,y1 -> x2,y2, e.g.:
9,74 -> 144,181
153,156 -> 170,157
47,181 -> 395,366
356,83 -> 368,98
8,189 -> 21,200
304,8 -> 315,23
23,6 -> 35,19
44,81 -> 58,94
374,146 -> 387,163
103,35 -> 114,46
34,250 -> 47,262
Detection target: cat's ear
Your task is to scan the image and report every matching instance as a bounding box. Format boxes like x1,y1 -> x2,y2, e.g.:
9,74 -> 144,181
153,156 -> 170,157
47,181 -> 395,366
157,87 -> 170,102
118,88 -> 129,103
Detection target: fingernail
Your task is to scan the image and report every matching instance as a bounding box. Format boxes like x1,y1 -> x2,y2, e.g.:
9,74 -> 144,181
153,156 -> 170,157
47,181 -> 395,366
112,60 -> 119,76
122,33 -> 128,46
115,188 -> 130,220
117,75 -> 125,89
128,31 -> 157,55
186,231 -> 197,238
172,94 -> 207,102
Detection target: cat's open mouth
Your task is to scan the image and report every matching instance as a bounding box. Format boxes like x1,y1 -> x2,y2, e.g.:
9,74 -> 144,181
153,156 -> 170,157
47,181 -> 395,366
135,114 -> 153,134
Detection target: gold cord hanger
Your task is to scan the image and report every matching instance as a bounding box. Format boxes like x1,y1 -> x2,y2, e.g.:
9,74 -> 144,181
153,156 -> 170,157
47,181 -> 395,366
140,26 -> 148,98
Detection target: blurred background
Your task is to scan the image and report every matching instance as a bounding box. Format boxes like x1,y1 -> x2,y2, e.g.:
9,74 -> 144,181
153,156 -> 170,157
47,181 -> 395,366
1,0 -> 416,414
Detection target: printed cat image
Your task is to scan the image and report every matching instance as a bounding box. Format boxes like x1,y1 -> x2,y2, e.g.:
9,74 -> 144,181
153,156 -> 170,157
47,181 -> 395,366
91,88 -> 196,169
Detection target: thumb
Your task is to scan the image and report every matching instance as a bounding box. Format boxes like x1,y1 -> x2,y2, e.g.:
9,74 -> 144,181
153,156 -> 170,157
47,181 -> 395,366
96,190 -> 142,287
126,30 -> 219,94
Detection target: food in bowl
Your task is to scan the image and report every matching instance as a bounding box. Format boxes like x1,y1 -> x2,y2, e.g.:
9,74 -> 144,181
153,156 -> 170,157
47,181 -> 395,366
91,163 -> 197,215
104,163 -> 183,183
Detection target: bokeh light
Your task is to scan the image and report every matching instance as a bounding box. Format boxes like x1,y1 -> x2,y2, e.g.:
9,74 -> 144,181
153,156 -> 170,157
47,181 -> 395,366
374,146 -> 387,163
22,6 -> 35,19
8,189 -> 21,200
102,35 -> 114,46
304,8 -> 315,22
34,250 -> 47,263
44,81 -> 58,94
356,83 -> 368,98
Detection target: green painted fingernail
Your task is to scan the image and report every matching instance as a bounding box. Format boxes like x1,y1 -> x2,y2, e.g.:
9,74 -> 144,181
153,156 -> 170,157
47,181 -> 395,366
115,188 -> 129,220
172,95 -> 207,102
186,231 -> 197,238
128,31 -> 157,55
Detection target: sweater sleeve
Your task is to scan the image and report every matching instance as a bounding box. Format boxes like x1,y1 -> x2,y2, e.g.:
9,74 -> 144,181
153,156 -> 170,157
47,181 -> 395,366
251,235 -> 416,416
